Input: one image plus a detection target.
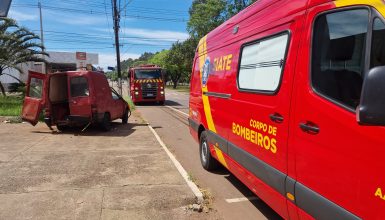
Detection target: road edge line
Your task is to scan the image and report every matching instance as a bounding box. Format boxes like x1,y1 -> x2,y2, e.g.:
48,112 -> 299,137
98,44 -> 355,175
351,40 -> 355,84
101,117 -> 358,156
165,105 -> 189,117
147,125 -> 204,204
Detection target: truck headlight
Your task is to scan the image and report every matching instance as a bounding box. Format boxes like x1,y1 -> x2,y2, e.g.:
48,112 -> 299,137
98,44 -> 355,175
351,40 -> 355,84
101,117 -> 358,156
135,91 -> 139,95
135,87 -> 138,90
160,91 -> 164,95
160,86 -> 164,89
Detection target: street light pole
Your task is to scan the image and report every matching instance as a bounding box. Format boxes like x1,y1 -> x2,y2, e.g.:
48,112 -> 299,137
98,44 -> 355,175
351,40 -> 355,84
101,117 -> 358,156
38,0 -> 46,74
112,0 -> 122,95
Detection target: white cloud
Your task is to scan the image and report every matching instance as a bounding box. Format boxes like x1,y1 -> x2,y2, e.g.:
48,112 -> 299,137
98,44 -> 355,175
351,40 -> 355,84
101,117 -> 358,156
8,10 -> 38,21
98,53 -> 140,70
44,10 -> 106,26
98,27 -> 189,41
121,38 -> 172,46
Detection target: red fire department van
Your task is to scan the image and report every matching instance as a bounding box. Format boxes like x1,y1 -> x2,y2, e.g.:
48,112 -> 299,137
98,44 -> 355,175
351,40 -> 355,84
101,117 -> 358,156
129,64 -> 165,105
22,71 -> 130,131
189,0 -> 385,219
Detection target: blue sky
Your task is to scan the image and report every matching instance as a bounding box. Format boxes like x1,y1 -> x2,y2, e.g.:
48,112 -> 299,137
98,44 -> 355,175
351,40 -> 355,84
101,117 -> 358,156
8,0 -> 191,70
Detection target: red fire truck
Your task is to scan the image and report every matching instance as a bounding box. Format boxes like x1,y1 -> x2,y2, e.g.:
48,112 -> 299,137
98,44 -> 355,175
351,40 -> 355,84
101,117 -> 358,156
129,65 -> 165,105
189,0 -> 385,219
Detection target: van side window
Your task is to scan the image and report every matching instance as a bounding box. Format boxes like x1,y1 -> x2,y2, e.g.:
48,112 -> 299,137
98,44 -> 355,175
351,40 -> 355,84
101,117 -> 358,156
312,9 -> 368,109
112,91 -> 119,100
70,77 -> 89,97
238,33 -> 288,92
29,78 -> 43,98
371,18 -> 385,68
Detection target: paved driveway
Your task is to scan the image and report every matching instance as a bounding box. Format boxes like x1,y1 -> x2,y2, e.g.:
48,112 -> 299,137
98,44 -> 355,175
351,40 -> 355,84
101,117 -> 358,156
0,114 -> 203,220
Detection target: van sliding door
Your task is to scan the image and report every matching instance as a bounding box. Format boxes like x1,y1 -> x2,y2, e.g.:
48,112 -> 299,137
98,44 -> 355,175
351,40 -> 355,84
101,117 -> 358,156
226,19 -> 303,218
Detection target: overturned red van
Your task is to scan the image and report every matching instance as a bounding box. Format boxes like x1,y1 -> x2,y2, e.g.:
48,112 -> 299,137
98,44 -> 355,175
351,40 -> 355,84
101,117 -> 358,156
22,71 -> 130,131
189,0 -> 385,219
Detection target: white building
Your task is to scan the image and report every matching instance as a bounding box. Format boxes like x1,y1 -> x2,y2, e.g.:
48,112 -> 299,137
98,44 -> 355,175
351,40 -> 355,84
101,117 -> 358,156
0,51 -> 99,91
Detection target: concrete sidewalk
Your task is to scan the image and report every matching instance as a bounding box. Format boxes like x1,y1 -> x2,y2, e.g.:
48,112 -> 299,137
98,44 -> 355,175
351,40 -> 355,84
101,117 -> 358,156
0,114 -> 203,220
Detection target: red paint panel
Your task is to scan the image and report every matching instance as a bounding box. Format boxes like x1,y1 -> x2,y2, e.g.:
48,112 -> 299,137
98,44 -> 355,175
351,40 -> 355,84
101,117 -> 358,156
21,71 -> 46,126
292,2 -> 385,219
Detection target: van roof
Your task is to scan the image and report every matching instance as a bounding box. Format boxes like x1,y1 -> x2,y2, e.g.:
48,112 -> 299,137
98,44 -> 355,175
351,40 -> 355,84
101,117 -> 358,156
200,0 -> 337,53
50,71 -> 105,77
131,66 -> 162,70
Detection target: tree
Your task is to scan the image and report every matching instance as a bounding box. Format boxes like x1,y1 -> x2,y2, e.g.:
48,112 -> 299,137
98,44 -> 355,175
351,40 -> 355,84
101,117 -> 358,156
226,0 -> 257,18
187,0 -> 257,39
0,18 -> 47,96
148,50 -> 169,67
187,0 -> 227,39
165,38 -> 197,88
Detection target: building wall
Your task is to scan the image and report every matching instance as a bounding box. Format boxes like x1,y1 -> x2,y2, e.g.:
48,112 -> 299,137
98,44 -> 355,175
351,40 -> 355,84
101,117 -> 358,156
46,52 -> 98,65
0,51 -> 99,91
0,62 -> 33,84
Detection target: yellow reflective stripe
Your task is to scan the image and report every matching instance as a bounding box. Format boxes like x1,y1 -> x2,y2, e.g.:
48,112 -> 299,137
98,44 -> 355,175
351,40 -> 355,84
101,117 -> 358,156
335,0 -> 385,16
198,35 -> 217,133
198,36 -> 227,168
214,144 -> 228,168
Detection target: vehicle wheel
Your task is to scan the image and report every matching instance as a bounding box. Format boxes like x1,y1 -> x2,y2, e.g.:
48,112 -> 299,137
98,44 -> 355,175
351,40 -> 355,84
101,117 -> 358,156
199,131 -> 219,171
56,124 -> 68,132
122,108 -> 129,124
100,113 -> 111,131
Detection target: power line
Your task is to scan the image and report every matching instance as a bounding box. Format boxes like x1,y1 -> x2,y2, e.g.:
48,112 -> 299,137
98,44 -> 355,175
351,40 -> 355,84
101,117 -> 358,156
31,30 -> 186,41
104,0 -> 114,39
12,4 -> 188,22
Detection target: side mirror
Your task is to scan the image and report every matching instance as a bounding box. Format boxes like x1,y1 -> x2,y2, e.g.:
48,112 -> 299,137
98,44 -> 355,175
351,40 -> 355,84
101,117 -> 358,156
357,66 -> 385,125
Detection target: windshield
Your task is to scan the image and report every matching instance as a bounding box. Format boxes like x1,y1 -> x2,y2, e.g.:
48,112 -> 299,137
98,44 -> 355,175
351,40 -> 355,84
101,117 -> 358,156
134,69 -> 161,79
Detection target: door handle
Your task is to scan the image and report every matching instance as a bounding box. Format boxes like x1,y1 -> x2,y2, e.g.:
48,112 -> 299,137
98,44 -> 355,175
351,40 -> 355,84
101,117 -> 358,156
269,113 -> 284,123
299,122 -> 319,134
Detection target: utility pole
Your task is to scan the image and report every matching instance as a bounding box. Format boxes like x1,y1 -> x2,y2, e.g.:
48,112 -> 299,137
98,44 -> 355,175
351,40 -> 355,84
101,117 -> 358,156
112,0 -> 122,95
38,0 -> 46,74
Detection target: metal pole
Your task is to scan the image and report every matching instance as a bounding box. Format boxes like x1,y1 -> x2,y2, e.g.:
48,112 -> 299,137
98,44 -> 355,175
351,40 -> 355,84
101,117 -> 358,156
112,0 -> 122,95
38,0 -> 46,74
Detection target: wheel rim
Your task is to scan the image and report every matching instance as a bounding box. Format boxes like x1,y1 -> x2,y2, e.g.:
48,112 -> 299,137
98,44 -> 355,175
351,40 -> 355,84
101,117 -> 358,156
201,140 -> 208,164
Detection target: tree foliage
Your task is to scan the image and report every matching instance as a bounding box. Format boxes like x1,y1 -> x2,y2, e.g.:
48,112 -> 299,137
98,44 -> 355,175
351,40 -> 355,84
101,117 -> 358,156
0,18 -> 47,96
226,0 -> 257,18
187,0 -> 227,39
119,0 -> 255,88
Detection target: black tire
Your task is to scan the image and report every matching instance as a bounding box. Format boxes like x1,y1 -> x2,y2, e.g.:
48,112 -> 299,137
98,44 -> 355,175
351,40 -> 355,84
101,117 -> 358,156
100,113 -> 111,131
56,124 -> 67,132
199,131 -> 219,171
122,108 -> 129,124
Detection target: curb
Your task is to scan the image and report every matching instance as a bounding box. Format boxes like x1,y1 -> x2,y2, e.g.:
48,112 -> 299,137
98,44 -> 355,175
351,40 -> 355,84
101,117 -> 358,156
148,125 -> 204,204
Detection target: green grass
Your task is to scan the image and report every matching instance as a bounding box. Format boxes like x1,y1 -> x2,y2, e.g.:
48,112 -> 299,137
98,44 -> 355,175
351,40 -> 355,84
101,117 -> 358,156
166,85 -> 190,93
123,96 -> 136,111
0,95 -> 23,116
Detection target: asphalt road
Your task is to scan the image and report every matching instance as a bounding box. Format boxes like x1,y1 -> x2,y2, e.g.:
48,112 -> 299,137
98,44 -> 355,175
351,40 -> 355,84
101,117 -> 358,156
137,89 -> 283,220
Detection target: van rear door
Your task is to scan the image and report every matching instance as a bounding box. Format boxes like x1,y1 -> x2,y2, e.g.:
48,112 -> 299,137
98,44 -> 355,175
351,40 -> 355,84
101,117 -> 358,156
21,71 -> 46,126
68,74 -> 91,118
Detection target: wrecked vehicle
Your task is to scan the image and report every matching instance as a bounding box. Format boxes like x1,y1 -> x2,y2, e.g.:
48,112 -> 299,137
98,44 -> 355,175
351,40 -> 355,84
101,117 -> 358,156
22,71 -> 130,131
